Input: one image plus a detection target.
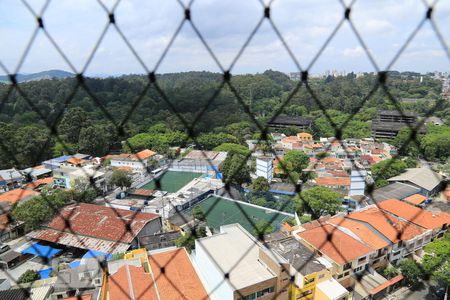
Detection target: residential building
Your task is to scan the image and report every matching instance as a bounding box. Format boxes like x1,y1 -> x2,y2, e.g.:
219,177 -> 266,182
265,232 -> 350,300
51,258 -> 103,299
22,166 -> 52,181
105,248 -> 209,300
42,155 -> 73,169
387,167 -> 444,196
53,165 -> 107,192
297,223 -> 374,288
315,177 -> 350,191
378,199 -> 450,239
0,188 -> 39,207
403,193 -> 428,206
297,132 -> 313,142
256,157 -> 273,182
347,206 -> 430,265
194,224 -> 290,300
0,213 -> 24,242
348,169 -> 367,197
109,149 -> 157,174
0,168 -> 24,192
27,203 -> 162,254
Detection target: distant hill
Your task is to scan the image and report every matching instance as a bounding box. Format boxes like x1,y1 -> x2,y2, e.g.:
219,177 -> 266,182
0,69 -> 74,83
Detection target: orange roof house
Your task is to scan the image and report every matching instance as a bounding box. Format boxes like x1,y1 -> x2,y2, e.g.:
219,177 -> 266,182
136,149 -> 157,160
149,248 -> 210,300
281,136 -> 299,144
316,177 -> 351,187
109,264 -> 157,300
0,188 -> 39,206
328,217 -> 389,250
23,177 -> 54,190
347,207 -> 427,243
378,199 -> 450,231
65,157 -> 85,166
108,248 -> 209,300
297,224 -> 373,265
403,194 -> 427,206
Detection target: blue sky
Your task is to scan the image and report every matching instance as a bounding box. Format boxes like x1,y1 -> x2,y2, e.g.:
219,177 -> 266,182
0,0 -> 449,75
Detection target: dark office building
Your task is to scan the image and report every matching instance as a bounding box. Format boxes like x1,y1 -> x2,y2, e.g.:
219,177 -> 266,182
268,115 -> 313,131
371,110 -> 425,139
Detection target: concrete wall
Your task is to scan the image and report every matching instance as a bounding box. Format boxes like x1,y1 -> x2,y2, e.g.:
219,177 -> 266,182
193,241 -> 234,300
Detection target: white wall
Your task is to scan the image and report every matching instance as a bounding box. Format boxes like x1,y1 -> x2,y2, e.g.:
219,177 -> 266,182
193,241 -> 234,300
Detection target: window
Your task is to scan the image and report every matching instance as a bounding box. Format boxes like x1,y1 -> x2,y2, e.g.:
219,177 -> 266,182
343,262 -> 352,270
239,287 -> 274,300
337,273 -> 344,279
304,277 -> 315,285
344,271 -> 350,277
296,289 -> 313,299
358,257 -> 366,264
353,266 -> 364,273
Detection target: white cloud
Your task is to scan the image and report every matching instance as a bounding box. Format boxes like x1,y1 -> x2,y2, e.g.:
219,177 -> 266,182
0,0 -> 448,75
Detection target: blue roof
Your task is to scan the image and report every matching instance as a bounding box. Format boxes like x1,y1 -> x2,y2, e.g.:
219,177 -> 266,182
82,249 -> 112,261
52,155 -> 73,163
21,243 -> 62,259
69,260 -> 81,269
38,267 -> 52,279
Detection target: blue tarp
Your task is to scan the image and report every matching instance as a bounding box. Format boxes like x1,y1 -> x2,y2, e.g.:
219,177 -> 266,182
22,243 -> 62,259
38,268 -> 52,279
82,249 -> 112,261
69,260 -> 81,269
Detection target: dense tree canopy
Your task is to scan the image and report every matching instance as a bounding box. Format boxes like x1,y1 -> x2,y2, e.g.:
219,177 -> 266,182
371,159 -> 407,188
251,176 -> 270,193
295,186 -> 341,219
220,152 -> 251,185
109,168 -> 132,190
0,71 -> 447,169
421,233 -> 450,287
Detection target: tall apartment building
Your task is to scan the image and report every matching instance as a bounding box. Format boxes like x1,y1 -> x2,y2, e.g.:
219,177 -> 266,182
371,110 -> 425,139
256,157 -> 273,182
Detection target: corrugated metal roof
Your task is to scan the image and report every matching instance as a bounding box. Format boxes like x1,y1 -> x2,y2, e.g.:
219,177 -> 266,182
27,229 -> 130,253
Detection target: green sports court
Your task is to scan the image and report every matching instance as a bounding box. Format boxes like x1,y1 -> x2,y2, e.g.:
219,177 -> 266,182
141,171 -> 201,193
186,196 -> 291,233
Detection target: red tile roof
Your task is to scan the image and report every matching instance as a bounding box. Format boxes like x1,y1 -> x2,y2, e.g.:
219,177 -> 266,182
298,224 -> 372,265
316,177 -> 351,186
403,194 -> 427,206
136,149 -> 157,160
378,199 -> 450,230
44,203 -> 160,243
109,265 -> 157,300
0,189 -> 39,205
348,207 -> 427,243
149,248 -> 210,300
281,136 -> 299,143
23,177 -> 54,190
370,274 -> 404,295
328,217 -> 389,250
66,157 -> 84,165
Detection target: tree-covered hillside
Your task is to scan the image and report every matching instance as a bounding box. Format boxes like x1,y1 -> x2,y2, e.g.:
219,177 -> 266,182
0,70 -> 447,168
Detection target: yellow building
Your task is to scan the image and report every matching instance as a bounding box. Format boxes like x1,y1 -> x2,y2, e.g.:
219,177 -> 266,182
265,233 -> 350,300
297,132 -> 313,141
